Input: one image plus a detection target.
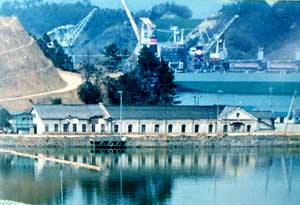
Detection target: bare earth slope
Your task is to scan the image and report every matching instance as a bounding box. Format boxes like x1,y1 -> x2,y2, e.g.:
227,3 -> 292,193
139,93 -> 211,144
0,17 -> 66,98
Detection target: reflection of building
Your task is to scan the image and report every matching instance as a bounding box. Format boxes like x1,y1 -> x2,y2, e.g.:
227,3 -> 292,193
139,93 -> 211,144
39,149 -> 261,178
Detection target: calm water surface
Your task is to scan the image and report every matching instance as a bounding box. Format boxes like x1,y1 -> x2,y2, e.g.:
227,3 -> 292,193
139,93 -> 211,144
0,148 -> 299,205
178,92 -> 300,112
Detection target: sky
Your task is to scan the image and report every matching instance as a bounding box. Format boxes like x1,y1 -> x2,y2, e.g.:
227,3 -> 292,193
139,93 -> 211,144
0,0 -> 233,18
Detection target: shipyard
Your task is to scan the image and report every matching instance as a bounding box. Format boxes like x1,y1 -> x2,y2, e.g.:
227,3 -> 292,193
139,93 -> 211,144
0,0 -> 300,205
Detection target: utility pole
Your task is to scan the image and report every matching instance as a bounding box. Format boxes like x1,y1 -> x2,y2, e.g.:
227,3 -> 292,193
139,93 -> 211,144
285,91 -> 297,133
118,91 -> 124,141
217,90 -> 223,134
269,87 -> 273,111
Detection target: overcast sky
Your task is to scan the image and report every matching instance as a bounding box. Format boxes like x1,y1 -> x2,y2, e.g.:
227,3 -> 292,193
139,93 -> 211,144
0,0 -> 235,18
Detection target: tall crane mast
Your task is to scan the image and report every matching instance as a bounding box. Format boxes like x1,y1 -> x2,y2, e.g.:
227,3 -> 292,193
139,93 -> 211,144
121,0 -> 140,43
47,8 -> 98,54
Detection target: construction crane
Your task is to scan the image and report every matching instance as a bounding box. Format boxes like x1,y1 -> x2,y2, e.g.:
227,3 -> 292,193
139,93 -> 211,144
47,8 -> 98,54
121,0 -> 157,55
121,0 -> 140,43
189,14 -> 239,69
206,15 -> 239,55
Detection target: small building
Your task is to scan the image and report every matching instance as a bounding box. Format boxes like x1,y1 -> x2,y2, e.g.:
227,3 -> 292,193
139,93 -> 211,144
273,111 -> 300,132
274,112 -> 300,124
10,112 -> 34,134
30,104 -> 111,135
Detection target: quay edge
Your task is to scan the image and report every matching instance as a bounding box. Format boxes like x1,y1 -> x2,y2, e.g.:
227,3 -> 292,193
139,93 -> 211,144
0,133 -> 300,148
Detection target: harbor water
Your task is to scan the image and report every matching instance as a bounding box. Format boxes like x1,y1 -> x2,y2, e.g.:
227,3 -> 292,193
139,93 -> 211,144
0,148 -> 300,205
178,92 -> 300,112
175,72 -> 300,112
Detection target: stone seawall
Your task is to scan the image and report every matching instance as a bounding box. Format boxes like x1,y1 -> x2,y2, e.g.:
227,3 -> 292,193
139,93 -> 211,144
1,134 -> 300,148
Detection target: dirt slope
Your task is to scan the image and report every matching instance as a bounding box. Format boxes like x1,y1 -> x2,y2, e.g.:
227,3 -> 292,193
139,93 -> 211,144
0,17 -> 66,98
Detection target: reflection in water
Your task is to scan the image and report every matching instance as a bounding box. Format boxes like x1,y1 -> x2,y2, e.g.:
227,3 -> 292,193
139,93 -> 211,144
0,148 -> 299,205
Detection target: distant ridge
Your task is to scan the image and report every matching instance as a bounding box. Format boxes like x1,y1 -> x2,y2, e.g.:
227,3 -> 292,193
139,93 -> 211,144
0,16 -> 66,98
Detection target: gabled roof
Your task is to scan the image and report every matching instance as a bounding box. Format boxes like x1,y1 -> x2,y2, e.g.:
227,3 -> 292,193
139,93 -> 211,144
106,106 -> 224,120
219,106 -> 274,120
219,106 -> 257,120
32,104 -> 106,120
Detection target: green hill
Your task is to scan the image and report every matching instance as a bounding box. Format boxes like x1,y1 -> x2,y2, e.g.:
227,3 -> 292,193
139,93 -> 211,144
154,15 -> 201,42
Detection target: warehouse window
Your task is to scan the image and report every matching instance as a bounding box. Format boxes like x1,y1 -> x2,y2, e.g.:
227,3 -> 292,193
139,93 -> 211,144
128,124 -> 133,133
208,124 -> 214,133
45,124 -> 49,133
91,124 -> 96,133
194,124 -> 200,133
114,124 -> 119,133
181,124 -> 186,133
63,124 -> 68,133
141,124 -> 146,133
223,125 -> 228,133
82,124 -> 87,133
73,124 -> 77,133
168,124 -> 173,133
154,124 -> 160,133
54,124 -> 59,132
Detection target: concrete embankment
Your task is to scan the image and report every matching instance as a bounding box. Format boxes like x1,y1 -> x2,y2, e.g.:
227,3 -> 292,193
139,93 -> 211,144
1,133 -> 300,148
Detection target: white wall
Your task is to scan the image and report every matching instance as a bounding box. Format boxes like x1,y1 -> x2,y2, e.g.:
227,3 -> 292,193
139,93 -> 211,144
112,119 -> 218,135
31,108 -> 109,134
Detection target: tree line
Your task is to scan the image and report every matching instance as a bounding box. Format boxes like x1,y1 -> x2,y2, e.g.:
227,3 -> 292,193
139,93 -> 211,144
78,45 -> 177,106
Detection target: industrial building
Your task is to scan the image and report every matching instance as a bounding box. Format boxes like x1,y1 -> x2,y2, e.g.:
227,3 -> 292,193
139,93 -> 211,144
8,104 -> 279,135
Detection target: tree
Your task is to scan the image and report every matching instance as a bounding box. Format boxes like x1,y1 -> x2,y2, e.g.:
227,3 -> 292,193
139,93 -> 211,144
154,58 -> 176,104
79,62 -> 97,82
78,82 -> 102,104
0,108 -> 11,129
37,34 -> 74,71
150,2 -> 192,20
103,43 -> 122,71
105,46 -> 177,105
51,98 -> 62,105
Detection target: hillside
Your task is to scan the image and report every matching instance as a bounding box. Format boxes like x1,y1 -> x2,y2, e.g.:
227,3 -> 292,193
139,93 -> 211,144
0,17 -> 66,98
219,1 -> 300,60
0,1 -> 132,55
2,1 -> 300,60
154,14 -> 202,42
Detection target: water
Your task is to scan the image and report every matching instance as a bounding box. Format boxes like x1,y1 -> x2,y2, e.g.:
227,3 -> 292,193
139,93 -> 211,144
0,148 -> 300,205
176,79 -> 300,112
178,92 -> 300,112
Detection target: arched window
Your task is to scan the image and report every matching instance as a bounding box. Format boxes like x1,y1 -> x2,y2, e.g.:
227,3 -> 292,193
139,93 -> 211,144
208,124 -> 214,133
